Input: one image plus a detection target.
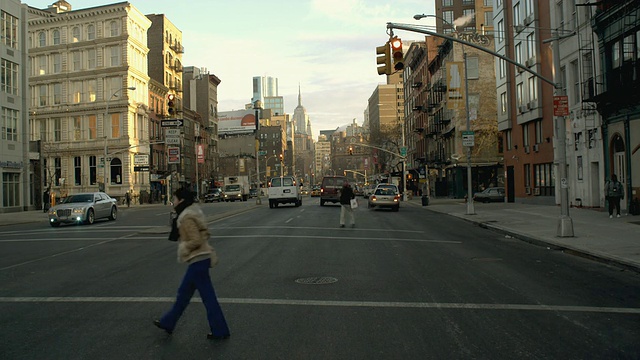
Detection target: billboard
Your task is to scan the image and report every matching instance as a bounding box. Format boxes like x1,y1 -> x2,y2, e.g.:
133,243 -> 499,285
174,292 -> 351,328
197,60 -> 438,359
218,109 -> 257,135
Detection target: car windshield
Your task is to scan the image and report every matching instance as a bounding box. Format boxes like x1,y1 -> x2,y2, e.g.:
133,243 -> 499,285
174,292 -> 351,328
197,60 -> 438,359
225,185 -> 240,191
62,194 -> 94,203
375,187 -> 397,195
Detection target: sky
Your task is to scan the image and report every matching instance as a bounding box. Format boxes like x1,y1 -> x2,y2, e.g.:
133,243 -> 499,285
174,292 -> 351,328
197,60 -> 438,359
27,0 -> 437,140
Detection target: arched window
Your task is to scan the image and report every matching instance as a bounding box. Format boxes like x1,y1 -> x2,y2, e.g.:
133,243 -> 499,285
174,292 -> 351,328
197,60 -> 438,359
53,30 -> 60,45
110,21 -> 119,37
38,32 -> 46,47
110,158 -> 123,184
87,24 -> 95,40
72,27 -> 80,42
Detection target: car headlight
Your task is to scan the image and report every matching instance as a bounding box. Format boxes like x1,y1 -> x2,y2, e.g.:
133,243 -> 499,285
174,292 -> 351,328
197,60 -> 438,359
48,208 -> 56,215
72,207 -> 85,214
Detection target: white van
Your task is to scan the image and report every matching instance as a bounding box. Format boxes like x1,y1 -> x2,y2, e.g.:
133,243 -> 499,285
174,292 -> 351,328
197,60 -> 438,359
267,176 -> 302,208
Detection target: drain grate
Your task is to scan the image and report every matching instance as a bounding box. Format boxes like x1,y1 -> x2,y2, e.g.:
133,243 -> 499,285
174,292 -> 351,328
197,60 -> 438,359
295,277 -> 338,285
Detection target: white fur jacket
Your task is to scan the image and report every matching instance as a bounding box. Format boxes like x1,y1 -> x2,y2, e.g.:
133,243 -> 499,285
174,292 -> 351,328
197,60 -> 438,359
176,204 -> 213,263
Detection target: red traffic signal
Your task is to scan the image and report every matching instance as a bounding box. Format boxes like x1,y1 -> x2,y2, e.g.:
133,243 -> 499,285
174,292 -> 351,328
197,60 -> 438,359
390,37 -> 404,71
167,94 -> 176,116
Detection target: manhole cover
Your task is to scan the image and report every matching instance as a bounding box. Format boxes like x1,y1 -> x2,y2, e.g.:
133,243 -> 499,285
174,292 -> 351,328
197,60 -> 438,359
295,277 -> 338,285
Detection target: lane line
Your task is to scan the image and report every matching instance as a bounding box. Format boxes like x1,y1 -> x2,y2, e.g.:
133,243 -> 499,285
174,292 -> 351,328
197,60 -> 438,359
226,226 -> 424,233
0,235 -> 462,244
0,296 -> 637,314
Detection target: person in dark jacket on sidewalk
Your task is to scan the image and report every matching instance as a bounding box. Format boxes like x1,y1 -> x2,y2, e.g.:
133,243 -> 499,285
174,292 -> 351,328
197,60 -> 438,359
154,187 -> 230,340
339,180 -> 356,228
605,174 -> 624,218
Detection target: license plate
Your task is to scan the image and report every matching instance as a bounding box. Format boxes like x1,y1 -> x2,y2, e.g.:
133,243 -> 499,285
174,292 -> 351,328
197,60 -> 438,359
283,189 -> 291,193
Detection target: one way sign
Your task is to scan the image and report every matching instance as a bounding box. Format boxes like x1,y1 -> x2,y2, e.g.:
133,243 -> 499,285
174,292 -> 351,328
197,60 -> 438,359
161,119 -> 184,127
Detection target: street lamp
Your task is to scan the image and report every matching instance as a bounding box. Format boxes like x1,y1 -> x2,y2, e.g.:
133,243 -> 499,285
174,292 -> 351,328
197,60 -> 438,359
103,86 -> 135,196
253,100 -> 262,205
414,14 -> 474,215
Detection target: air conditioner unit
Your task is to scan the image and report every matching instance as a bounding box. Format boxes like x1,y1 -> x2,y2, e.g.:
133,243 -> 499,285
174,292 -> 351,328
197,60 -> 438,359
524,14 -> 534,26
525,187 -> 531,195
529,100 -> 537,109
534,187 -> 541,196
515,25 -> 525,33
524,146 -> 530,154
519,105 -> 528,113
533,144 -> 539,152
525,58 -> 536,67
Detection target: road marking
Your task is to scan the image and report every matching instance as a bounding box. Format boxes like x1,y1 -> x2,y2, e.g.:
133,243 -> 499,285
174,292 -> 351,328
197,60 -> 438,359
0,235 -> 460,243
0,296 -> 637,314
231,226 -> 424,233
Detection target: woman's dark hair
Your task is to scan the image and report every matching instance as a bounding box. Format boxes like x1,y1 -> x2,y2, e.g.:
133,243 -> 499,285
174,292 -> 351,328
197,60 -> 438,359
611,174 -> 618,182
174,187 -> 194,204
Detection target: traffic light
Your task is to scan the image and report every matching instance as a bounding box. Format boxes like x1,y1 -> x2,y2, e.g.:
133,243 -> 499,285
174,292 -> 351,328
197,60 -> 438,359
376,41 -> 392,76
279,153 -> 283,162
390,37 -> 404,71
167,94 -> 176,117
348,146 -> 353,155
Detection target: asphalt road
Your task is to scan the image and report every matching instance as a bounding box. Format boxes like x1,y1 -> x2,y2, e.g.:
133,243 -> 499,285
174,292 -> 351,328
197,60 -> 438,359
0,198 -> 639,359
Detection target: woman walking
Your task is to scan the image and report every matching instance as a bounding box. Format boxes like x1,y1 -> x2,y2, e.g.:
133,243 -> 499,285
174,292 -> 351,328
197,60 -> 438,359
339,180 -> 356,228
154,187 -> 230,340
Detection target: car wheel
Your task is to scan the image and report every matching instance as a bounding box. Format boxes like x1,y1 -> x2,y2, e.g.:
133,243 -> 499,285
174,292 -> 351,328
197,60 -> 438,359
50,222 -> 60,228
85,209 -> 95,225
109,206 -> 117,220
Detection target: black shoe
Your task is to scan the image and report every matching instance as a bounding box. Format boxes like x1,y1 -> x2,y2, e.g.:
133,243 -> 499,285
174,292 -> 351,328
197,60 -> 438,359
153,319 -> 172,334
207,333 -> 230,340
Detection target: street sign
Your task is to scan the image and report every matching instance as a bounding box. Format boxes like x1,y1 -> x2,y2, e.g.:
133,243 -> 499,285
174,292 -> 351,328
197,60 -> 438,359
462,131 -> 475,147
258,150 -> 267,156
161,119 -> 184,127
553,95 -> 569,116
400,147 -> 407,157
134,166 -> 150,172
134,154 -> 149,166
165,137 -> 181,145
165,128 -> 180,136
167,147 -> 180,164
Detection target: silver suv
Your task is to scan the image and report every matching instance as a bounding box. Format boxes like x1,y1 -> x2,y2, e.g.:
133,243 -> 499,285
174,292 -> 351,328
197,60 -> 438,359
267,176 -> 302,208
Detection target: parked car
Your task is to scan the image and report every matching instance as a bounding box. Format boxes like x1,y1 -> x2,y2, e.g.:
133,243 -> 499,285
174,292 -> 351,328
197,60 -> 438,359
320,176 -> 347,206
310,185 -> 321,197
47,192 -> 117,227
204,188 -> 222,203
473,187 -> 506,203
368,184 -> 400,211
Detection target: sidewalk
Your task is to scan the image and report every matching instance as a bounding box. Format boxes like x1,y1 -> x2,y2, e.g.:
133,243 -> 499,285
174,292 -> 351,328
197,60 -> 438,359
405,197 -> 640,272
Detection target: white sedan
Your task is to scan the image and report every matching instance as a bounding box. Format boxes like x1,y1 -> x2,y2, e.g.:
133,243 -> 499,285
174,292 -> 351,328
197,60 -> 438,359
47,192 -> 118,227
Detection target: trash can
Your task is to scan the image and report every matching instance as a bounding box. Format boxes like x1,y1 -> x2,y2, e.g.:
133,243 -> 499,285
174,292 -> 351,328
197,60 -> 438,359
421,195 -> 429,206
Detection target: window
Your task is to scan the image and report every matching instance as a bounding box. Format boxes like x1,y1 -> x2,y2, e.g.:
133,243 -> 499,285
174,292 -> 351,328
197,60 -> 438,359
88,80 -> 96,102
109,46 -> 120,66
89,156 -> 97,185
484,12 -> 493,28
534,163 -> 554,196
39,85 -> 47,106
526,33 -> 536,59
110,158 -> 122,184
88,115 -> 97,139
443,0 -> 453,6
71,81 -> 82,103
73,51 -> 81,71
443,11 -> 454,31
2,107 -> 18,141
612,41 -> 620,68
73,116 -> 83,140
506,130 -> 512,150
2,11 -> 19,49
522,123 -> 529,147
525,0 -> 535,16
500,92 -> 507,114
484,0 -> 492,5
2,172 -> 20,207
515,43 -> 522,65
557,0 -> 565,31
528,76 -> 538,101
38,31 -> 46,47
513,2 -> 521,25
499,59 -> 506,78
87,24 -> 95,40
54,157 -> 62,186
516,83 -> 523,106
524,164 -> 531,188
53,53 -> 61,73
74,157 -> 82,185
463,9 -> 475,18
623,34 -> 634,62
88,49 -> 96,69
38,56 -> 46,75
53,118 -> 61,141
72,26 -> 80,42
535,120 -> 543,144
497,20 -> 504,43
571,60 -> 580,105
467,57 -> 479,79
111,113 -> 120,138
53,83 -> 61,104
1,59 -> 18,95
637,30 -> 640,60
110,21 -> 119,37
53,30 -> 60,45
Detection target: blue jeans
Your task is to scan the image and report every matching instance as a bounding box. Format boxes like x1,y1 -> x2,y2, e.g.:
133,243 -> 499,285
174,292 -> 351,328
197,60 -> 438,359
160,258 -> 230,336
